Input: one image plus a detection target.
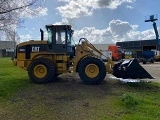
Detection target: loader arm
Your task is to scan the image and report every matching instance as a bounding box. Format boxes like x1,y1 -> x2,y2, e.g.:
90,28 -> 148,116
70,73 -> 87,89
73,38 -> 114,74
81,39 -> 115,74
80,40 -> 115,74
85,41 -> 103,56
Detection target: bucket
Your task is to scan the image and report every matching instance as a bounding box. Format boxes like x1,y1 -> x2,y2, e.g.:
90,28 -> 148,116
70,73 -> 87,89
113,59 -> 154,79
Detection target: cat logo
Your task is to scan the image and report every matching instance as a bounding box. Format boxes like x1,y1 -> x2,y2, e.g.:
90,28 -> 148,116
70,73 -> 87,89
32,46 -> 40,52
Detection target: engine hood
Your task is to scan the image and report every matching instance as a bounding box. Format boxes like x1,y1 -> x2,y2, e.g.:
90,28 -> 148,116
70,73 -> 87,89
18,40 -> 47,47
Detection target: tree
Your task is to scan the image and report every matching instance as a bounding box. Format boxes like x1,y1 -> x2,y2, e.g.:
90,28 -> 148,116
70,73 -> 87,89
0,0 -> 37,14
0,0 -> 47,41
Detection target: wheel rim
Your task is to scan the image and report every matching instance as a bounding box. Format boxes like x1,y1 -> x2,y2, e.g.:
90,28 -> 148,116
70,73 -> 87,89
34,64 -> 47,78
85,64 -> 99,78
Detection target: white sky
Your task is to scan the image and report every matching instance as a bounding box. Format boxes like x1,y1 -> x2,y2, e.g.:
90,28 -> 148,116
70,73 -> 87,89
17,0 -> 160,44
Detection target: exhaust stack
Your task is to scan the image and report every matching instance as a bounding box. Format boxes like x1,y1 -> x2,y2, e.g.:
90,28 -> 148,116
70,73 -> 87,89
40,29 -> 44,41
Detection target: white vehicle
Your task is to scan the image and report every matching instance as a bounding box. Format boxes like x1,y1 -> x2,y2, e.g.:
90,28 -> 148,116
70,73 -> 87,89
92,49 -> 112,61
100,50 -> 112,61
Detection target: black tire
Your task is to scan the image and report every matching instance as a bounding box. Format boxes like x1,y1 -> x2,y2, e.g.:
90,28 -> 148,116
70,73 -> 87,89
55,74 -> 61,77
151,59 -> 154,63
28,57 -> 55,84
78,57 -> 106,85
143,60 -> 147,64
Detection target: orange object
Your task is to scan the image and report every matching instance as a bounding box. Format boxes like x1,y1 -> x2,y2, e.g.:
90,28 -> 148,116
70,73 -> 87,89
108,45 -> 122,61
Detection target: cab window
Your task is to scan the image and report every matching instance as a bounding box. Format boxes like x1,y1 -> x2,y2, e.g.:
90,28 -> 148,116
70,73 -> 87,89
56,31 -> 65,44
47,28 -> 52,44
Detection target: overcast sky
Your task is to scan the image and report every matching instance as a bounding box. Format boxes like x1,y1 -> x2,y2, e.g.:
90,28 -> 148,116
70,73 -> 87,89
17,0 -> 160,44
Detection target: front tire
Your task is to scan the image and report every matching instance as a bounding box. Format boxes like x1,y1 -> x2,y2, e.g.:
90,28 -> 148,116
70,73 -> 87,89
28,57 -> 55,84
78,57 -> 106,85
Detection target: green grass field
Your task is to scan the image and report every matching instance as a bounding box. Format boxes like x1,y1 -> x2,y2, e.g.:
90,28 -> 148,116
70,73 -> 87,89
0,57 -> 160,120
0,57 -> 30,101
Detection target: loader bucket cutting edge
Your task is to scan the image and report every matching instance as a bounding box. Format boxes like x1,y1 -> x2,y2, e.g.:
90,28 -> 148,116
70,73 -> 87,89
113,59 -> 154,79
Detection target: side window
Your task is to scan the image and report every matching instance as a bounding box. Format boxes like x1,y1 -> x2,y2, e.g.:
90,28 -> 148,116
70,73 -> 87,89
56,31 -> 65,44
47,28 -> 52,44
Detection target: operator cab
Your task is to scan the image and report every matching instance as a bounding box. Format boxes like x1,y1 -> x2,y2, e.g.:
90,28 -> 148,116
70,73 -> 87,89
45,25 -> 75,56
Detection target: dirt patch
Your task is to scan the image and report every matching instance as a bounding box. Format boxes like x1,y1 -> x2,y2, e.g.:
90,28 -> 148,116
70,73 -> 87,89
0,73 -> 125,120
1,62 -> 160,120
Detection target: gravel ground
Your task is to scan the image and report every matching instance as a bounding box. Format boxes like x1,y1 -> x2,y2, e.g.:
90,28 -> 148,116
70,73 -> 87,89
140,62 -> 160,83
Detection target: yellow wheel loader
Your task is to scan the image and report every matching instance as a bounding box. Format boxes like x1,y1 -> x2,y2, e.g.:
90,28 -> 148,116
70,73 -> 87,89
13,25 -> 153,84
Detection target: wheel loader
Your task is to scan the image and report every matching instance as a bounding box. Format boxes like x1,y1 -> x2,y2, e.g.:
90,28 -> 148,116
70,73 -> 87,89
13,25 -> 153,84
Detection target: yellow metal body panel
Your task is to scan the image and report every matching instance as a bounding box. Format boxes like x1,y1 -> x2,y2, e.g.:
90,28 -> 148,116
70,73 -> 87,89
17,61 -> 25,67
15,50 -> 71,74
18,40 -> 47,47
17,53 -> 26,60
57,63 -> 67,73
16,60 -> 27,70
105,57 -> 115,74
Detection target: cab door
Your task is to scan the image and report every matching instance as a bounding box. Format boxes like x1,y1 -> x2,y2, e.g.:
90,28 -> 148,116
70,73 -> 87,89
54,30 -> 67,53
47,26 -> 67,53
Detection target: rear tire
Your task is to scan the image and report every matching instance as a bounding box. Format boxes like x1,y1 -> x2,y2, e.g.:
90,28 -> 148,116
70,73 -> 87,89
78,57 -> 106,85
28,57 -> 55,84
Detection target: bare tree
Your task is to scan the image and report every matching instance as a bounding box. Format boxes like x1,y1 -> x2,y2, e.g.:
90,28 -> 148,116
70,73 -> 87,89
0,0 -> 37,14
0,0 -> 46,41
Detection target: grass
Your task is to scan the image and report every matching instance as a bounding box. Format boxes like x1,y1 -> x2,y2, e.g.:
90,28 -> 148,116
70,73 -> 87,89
0,57 -> 160,120
0,57 -> 29,101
